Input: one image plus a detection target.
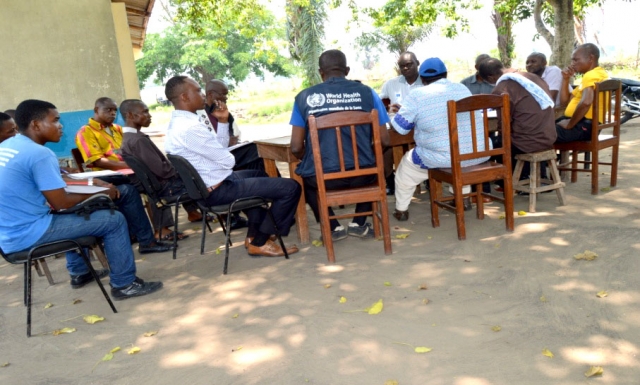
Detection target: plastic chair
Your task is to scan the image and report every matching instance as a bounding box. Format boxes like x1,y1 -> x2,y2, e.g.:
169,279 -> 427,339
428,94 -> 515,240
554,79 -> 621,194
166,154 -> 290,274
0,237 -> 117,337
307,110 -> 392,263
122,154 -> 195,259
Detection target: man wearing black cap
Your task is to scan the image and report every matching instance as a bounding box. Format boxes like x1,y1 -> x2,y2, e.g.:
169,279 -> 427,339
390,57 -> 490,221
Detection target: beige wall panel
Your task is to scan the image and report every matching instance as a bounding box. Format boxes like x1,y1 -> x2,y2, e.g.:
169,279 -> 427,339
111,2 -> 141,100
0,0 -> 126,111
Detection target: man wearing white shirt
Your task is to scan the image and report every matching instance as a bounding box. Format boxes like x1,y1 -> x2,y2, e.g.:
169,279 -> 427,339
526,52 -> 562,104
164,76 -> 301,257
380,52 -> 422,114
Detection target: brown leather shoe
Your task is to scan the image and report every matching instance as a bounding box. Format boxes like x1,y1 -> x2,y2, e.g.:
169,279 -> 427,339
247,239 -> 298,257
245,235 -> 278,249
393,209 -> 409,221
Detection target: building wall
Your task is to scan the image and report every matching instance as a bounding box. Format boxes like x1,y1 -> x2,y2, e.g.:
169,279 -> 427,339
0,0 -> 138,112
111,2 -> 141,100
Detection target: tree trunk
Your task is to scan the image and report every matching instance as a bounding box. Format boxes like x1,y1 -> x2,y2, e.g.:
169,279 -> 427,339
547,0 -> 575,68
492,2 -> 513,67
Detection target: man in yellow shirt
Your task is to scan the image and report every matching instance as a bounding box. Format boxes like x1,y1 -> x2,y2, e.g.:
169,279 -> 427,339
75,97 -> 129,170
555,43 -> 608,143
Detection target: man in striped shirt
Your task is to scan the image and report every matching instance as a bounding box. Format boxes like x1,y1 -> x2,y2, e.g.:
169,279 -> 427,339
164,76 -> 301,257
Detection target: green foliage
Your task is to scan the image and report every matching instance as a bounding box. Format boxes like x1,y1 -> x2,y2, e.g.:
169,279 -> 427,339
287,0 -> 327,87
135,9 -> 291,88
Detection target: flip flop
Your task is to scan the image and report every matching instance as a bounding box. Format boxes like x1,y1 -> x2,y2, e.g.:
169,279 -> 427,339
160,231 -> 190,242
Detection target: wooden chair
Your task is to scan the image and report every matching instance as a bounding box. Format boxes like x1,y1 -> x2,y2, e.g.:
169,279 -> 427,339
308,110 -> 392,263
554,79 -> 621,194
428,94 -> 514,240
71,148 -> 90,172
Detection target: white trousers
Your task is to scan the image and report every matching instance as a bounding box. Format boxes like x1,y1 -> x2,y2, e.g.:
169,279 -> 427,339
394,149 -> 470,211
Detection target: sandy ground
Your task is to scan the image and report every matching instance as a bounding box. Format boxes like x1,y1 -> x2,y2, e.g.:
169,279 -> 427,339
2,120 -> 640,385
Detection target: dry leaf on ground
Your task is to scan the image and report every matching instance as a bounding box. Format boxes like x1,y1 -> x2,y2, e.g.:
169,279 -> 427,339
584,366 -> 604,377
414,347 -> 432,353
110,347 -> 121,353
384,381 -> 399,385
384,281 -> 392,286
312,240 -> 323,247
492,326 -> 502,332
418,284 -> 428,290
324,284 -> 331,289
542,348 -> 554,358
1,362 -> 9,367
499,214 -> 506,219
339,296 -> 347,303
52,327 -> 76,336
102,353 -> 114,362
596,291 -> 608,298
127,347 -> 141,355
232,346 -> 243,352
232,313 -> 239,318
540,295 -> 548,302
72,299 -> 82,305
83,315 -> 105,324
143,331 -> 158,337
518,211 -> 527,216
395,233 -> 410,239
215,248 -> 221,255
574,250 -> 598,261
422,298 -> 429,305
44,303 -> 53,309
367,299 -> 384,314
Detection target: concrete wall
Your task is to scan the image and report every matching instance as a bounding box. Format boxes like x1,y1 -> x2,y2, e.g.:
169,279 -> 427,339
111,2 -> 141,100
0,0 -> 139,112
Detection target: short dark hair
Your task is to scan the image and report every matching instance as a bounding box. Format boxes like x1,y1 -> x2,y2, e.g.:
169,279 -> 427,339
478,58 -> 504,80
3,109 -> 16,118
578,43 -> 600,61
528,52 -> 547,63
95,97 -> 116,108
475,54 -> 491,66
165,76 -> 189,102
319,50 -> 347,74
15,99 -> 57,132
0,112 -> 11,125
399,51 -> 419,65
119,99 -> 144,117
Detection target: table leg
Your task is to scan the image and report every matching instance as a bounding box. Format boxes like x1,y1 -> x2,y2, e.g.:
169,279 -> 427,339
262,159 -> 279,178
288,163 -> 309,245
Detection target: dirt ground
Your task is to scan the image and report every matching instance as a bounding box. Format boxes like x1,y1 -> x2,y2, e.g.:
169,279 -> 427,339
1,121 -> 640,385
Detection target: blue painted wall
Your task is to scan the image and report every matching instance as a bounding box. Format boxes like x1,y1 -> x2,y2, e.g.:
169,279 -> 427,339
45,110 -> 124,158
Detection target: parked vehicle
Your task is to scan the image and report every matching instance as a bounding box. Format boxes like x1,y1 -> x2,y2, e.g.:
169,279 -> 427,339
613,78 -> 640,125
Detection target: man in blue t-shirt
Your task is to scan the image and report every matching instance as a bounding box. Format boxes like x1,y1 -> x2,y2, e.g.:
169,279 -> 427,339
0,99 -> 162,300
290,49 -> 391,241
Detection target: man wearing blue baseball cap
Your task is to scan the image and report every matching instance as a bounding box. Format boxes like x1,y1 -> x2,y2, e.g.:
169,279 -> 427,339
390,57 -> 490,221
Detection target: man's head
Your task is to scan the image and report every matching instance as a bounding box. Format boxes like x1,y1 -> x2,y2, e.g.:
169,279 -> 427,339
318,49 -> 349,80
165,76 -> 205,113
3,109 -> 16,119
205,79 -> 229,106
571,43 -> 600,74
15,99 -> 63,144
0,112 -> 17,143
397,52 -> 420,82
525,53 -> 547,76
93,97 -> 118,126
474,54 -> 491,71
477,58 -> 505,85
418,57 -> 448,85
120,99 -> 151,129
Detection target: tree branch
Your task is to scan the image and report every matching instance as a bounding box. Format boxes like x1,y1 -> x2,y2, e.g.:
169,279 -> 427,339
534,0 -> 554,47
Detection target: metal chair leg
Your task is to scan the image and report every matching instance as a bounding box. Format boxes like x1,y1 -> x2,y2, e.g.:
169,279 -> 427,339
78,247 -> 117,314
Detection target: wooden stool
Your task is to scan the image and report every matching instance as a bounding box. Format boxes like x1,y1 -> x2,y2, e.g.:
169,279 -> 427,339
513,149 -> 566,212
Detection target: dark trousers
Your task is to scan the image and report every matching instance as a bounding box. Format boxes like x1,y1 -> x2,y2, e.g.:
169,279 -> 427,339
555,117 -> 592,143
204,170 -> 301,237
151,176 -> 199,231
303,175 -> 377,231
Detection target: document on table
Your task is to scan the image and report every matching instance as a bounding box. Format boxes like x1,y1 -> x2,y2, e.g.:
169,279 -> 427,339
67,170 -> 133,179
228,141 -> 253,151
64,185 -> 110,194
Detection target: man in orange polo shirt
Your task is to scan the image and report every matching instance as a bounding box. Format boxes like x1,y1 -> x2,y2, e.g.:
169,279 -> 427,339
75,97 -> 128,171
555,43 -> 608,143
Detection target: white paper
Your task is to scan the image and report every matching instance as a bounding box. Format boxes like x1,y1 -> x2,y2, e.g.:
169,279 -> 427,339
64,185 -> 110,194
228,141 -> 253,151
67,170 -> 121,179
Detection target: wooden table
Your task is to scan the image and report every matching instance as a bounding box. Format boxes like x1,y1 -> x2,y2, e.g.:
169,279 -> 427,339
255,136 -> 310,245
388,128 -> 415,168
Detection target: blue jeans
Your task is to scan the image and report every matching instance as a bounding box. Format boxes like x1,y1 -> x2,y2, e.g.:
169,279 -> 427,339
33,210 -> 137,288
205,170 -> 301,237
115,184 -> 155,246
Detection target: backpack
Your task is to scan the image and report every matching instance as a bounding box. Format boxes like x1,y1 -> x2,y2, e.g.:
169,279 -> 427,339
52,194 -> 117,220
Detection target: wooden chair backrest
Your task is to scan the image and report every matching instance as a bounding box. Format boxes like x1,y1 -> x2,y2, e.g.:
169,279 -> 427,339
446,93 -> 511,174
71,148 -> 86,172
307,110 -> 385,194
591,79 -> 621,141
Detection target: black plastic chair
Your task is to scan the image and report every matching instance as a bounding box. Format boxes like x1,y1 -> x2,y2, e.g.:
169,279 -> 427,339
166,154 -> 290,274
0,237 -> 117,337
123,154 -> 195,259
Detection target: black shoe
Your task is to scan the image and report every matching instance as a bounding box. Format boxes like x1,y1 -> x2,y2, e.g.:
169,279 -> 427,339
451,197 -> 473,211
385,173 -> 395,195
230,214 -> 249,230
70,268 -> 109,289
138,241 -> 175,254
110,277 -> 163,301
